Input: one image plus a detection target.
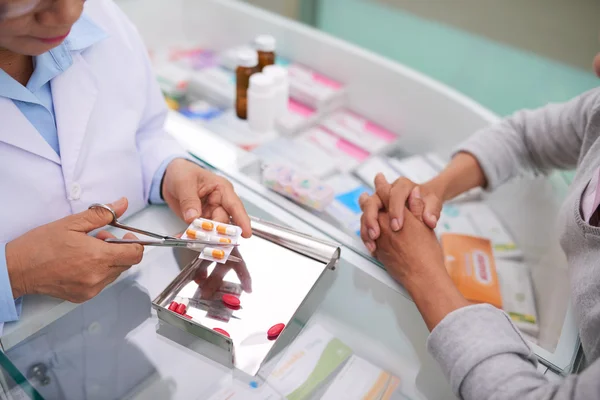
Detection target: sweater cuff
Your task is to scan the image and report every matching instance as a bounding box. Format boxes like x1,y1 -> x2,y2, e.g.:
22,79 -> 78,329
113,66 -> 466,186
427,304 -> 536,396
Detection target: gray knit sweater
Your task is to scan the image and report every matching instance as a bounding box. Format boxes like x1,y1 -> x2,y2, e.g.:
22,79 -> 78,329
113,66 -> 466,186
427,87 -> 600,399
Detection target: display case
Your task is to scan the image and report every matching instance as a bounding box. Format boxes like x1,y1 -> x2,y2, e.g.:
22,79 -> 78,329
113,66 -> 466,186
117,0 -> 580,376
0,180 -> 453,400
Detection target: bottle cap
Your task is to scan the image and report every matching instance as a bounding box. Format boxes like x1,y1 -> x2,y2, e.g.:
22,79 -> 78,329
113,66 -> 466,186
249,73 -> 274,94
255,35 -> 276,52
262,65 -> 288,85
237,49 -> 258,68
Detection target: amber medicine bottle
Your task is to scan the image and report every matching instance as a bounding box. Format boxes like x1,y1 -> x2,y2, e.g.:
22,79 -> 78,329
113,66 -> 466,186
235,49 -> 258,120
255,35 -> 276,72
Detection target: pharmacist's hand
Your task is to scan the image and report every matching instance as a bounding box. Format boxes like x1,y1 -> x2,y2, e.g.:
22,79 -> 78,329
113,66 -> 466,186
359,174 -> 442,252
194,248 -> 252,299
5,198 -> 144,302
373,209 -> 446,286
162,159 -> 252,238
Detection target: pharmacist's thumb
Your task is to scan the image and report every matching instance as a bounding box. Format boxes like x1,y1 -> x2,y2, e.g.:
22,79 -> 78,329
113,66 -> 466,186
67,198 -> 129,233
176,186 -> 202,224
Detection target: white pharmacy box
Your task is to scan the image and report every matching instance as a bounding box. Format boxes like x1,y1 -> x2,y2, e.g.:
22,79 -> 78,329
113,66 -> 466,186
188,67 -> 236,108
355,156 -> 401,188
296,127 -> 370,173
496,259 -> 540,337
252,137 -> 339,179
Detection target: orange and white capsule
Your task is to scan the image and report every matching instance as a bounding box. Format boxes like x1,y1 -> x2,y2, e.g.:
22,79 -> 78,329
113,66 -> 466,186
193,219 -> 214,231
216,224 -> 237,236
186,228 -> 208,240
204,247 -> 225,260
212,236 -> 232,244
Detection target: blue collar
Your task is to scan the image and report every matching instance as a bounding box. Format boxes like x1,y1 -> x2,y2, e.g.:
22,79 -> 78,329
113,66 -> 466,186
0,12 -> 108,103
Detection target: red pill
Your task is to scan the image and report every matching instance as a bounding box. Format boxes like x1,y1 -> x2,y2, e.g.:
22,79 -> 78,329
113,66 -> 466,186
267,323 -> 285,339
168,302 -> 179,312
183,314 -> 193,320
176,303 -> 187,315
222,294 -> 241,308
213,328 -> 230,338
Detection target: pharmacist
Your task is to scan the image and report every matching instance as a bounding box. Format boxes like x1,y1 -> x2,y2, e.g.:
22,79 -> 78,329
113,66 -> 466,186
0,0 -> 251,328
359,54 -> 600,398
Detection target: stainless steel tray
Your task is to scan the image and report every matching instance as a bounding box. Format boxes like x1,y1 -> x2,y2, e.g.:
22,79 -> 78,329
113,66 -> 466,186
152,216 -> 340,378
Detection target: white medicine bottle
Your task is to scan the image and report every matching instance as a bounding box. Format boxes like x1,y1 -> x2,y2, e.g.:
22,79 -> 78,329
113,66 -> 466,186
262,65 -> 289,118
248,73 -> 276,134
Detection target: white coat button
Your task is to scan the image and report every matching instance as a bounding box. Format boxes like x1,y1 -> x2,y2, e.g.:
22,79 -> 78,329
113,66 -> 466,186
69,183 -> 82,200
87,321 -> 101,335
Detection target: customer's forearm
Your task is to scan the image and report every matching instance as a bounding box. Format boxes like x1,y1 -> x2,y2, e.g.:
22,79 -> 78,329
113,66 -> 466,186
402,268 -> 470,331
427,152 -> 487,201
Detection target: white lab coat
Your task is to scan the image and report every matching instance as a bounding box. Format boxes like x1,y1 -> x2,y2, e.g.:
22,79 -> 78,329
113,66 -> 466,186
0,0 -> 186,244
0,2 -> 188,397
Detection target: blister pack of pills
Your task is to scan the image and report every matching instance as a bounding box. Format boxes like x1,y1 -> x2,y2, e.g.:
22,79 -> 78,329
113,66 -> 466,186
182,218 -> 242,263
262,163 -> 335,211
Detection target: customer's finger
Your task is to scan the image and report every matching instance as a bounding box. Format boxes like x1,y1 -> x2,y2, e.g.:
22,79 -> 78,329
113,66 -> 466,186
422,194 -> 443,229
407,187 -> 425,222
359,193 -> 382,249
387,178 -> 414,231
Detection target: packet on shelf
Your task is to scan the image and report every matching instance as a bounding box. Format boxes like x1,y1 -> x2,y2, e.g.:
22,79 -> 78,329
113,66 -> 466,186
266,324 -> 353,400
441,234 -> 503,308
321,110 -> 397,154
179,99 -> 223,123
188,67 -> 236,108
253,137 -> 338,179
436,202 -> 522,259
182,218 -> 241,264
324,173 -> 373,236
285,63 -> 346,111
262,164 -> 335,211
153,63 -> 191,100
355,156 -> 401,188
296,127 -> 370,173
176,49 -> 219,71
320,355 -> 403,400
207,110 -> 276,151
276,99 -> 319,135
496,260 -> 539,337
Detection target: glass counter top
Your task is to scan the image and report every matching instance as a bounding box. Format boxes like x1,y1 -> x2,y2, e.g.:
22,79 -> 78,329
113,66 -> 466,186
0,185 -> 451,400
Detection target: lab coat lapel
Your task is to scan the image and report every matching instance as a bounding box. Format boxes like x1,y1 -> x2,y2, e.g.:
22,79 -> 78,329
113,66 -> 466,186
52,53 -> 98,184
0,98 -> 61,164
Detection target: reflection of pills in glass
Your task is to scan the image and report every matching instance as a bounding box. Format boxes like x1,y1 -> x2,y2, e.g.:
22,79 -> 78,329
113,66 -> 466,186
222,294 -> 240,308
213,328 -> 230,338
183,314 -> 193,320
217,224 -> 237,236
203,247 -> 225,259
194,219 -> 214,231
168,302 -> 179,311
267,323 -> 285,339
176,298 -> 189,315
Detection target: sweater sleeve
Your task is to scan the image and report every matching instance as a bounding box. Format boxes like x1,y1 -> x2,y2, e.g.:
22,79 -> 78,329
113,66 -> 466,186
428,304 -> 600,400
456,88 -> 600,190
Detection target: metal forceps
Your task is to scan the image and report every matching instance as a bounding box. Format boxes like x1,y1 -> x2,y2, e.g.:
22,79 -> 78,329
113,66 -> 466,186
88,203 -> 241,262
